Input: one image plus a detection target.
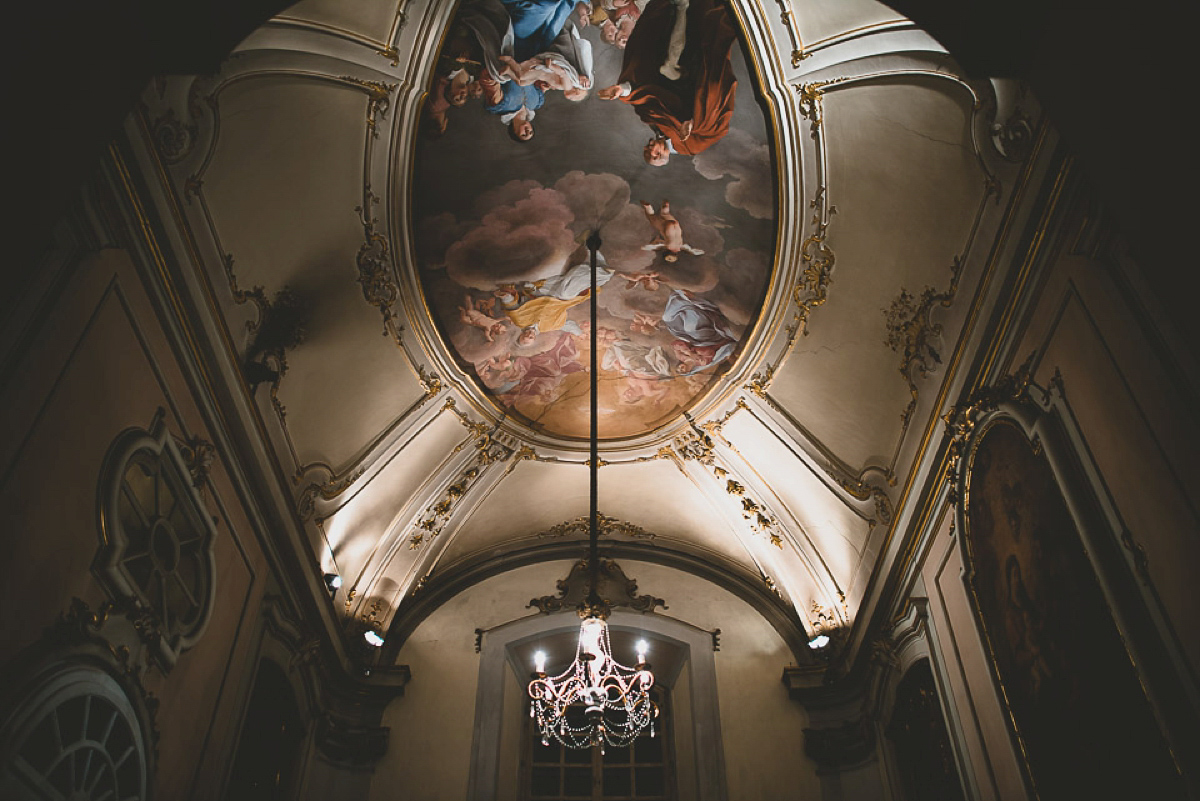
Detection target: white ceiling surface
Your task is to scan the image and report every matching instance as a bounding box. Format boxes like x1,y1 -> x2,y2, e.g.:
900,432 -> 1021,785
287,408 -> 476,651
148,0 -> 1019,637
436,458 -> 762,568
768,81 -> 986,473
277,0 -> 403,45
791,0 -> 908,49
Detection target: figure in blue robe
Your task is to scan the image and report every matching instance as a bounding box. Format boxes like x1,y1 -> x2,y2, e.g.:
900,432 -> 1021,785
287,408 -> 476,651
484,81 -> 546,117
500,0 -> 579,60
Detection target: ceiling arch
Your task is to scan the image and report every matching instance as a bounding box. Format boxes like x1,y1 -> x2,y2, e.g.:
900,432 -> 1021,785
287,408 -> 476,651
130,0 -> 1038,660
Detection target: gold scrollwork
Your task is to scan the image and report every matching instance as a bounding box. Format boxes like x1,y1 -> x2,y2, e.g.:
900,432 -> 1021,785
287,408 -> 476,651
297,467 -> 366,521
536,512 -> 655,540
771,0 -> 807,68
408,433 -> 512,550
338,76 -> 397,137
942,353 -> 1036,505
354,187 -> 401,335
883,254 -> 965,428
673,427 -> 717,465
723,477 -> 783,547
796,81 -> 841,138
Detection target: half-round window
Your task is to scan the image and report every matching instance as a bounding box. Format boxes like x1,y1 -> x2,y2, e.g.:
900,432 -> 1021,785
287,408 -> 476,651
0,665 -> 152,801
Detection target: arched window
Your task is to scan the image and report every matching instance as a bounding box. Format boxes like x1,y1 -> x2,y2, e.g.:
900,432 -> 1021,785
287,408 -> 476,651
0,664 -> 152,801
526,687 -> 672,800
224,660 -> 305,801
885,659 -> 964,801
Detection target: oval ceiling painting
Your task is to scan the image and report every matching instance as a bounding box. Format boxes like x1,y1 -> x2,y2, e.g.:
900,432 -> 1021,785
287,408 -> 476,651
414,0 -> 777,440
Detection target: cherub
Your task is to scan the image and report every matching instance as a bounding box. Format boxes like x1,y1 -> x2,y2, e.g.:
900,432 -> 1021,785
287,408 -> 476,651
497,54 -> 592,100
620,374 -> 671,405
641,200 -> 705,262
459,295 -> 508,342
425,69 -> 482,136
620,271 -> 662,291
630,312 -> 660,335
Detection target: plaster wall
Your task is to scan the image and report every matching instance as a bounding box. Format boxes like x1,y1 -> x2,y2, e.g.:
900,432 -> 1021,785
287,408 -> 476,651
1014,245 -> 1200,674
378,558 -> 818,800
0,248 -> 271,801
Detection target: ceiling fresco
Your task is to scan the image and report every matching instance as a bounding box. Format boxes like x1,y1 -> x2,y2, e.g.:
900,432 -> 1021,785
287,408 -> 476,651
412,0 -> 778,440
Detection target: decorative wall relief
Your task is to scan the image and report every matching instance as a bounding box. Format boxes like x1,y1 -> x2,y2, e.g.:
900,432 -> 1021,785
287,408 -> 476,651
961,419 -> 1184,799
242,286 -> 311,422
883,282 -> 951,426
536,513 -> 654,540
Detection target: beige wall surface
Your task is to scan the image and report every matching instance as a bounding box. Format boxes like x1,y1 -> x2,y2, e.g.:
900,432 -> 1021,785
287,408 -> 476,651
0,248 -> 270,801
379,559 -> 818,801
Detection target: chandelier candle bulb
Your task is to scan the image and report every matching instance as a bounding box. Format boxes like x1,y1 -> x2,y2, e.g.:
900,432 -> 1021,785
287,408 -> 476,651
534,650 -> 547,674
636,640 -> 649,665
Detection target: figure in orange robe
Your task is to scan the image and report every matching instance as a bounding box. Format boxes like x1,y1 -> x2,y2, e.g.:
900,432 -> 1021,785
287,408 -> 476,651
600,0 -> 737,162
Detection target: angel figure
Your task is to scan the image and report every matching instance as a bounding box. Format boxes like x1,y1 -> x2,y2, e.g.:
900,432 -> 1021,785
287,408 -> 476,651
642,200 -> 705,262
620,270 -> 663,291
459,294 -> 508,342
630,312 -> 660,335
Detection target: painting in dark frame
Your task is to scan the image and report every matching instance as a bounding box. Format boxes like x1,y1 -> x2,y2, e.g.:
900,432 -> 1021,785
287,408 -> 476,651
962,419 -> 1183,800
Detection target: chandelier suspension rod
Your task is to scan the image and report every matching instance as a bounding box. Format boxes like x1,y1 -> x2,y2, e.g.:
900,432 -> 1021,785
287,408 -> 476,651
586,230 -> 601,609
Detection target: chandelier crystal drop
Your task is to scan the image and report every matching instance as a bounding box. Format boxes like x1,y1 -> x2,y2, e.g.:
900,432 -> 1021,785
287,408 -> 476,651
526,230 -> 658,750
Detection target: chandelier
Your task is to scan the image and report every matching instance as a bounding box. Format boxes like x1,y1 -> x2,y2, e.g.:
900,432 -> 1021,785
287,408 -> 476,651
526,231 -> 658,750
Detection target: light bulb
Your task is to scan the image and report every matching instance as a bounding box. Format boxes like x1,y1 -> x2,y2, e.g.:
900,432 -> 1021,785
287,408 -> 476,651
534,650 -> 547,673
364,630 -> 385,647
323,573 -> 343,592
636,639 -> 649,663
807,634 -> 830,649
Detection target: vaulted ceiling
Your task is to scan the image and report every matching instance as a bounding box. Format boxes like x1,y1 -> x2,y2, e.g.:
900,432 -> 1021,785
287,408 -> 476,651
132,0 -> 1038,655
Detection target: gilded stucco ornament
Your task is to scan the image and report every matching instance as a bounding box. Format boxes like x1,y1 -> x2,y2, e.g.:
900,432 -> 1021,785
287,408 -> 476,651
408,430 -> 513,550
769,0 -> 808,67
942,353 -> 1037,505
355,190 -> 401,333
528,559 -> 667,616
243,286 -> 310,422
537,513 -> 655,540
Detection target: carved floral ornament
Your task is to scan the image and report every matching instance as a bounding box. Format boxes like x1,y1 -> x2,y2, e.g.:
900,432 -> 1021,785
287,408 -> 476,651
95,413 -> 219,670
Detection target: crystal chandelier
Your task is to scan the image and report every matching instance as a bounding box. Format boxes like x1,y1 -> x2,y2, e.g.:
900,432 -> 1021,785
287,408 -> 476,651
526,231 -> 658,750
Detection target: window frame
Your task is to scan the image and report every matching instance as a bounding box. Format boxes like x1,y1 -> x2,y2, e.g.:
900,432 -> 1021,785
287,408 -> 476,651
521,685 -> 675,801
95,417 -> 218,669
